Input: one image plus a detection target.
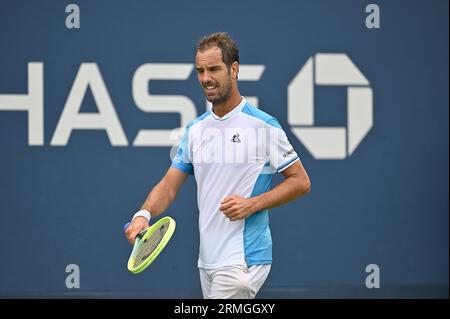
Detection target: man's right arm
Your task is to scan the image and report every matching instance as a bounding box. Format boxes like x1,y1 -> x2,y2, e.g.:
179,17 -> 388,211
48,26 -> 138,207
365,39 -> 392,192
125,167 -> 188,244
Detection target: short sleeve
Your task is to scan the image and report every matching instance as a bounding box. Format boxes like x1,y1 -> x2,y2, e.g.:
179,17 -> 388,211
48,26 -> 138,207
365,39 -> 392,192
266,118 -> 299,172
171,127 -> 194,175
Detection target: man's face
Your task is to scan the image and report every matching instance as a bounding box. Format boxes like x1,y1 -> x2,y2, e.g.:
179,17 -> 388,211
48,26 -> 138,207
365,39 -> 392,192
195,46 -> 234,106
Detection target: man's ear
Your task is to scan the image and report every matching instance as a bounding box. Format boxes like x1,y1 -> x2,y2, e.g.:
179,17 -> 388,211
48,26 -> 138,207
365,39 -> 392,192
232,61 -> 239,80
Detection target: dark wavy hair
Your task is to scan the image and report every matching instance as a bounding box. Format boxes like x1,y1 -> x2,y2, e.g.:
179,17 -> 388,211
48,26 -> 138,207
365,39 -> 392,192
195,32 -> 239,71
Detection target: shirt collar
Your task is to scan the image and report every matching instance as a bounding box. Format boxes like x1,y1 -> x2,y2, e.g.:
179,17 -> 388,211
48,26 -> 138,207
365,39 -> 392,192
210,97 -> 246,121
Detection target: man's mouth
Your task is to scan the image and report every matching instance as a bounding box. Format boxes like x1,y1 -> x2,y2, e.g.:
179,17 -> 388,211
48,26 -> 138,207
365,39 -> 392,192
204,84 -> 218,94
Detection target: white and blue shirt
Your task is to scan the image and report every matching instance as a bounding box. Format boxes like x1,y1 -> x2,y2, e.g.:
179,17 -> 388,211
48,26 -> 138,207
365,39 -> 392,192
172,98 -> 299,269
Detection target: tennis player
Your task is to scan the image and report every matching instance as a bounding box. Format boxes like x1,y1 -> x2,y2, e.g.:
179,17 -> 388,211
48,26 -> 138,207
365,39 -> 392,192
125,32 -> 311,299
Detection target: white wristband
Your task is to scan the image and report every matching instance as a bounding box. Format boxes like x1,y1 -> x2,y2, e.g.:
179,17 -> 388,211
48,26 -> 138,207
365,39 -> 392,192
132,210 -> 151,223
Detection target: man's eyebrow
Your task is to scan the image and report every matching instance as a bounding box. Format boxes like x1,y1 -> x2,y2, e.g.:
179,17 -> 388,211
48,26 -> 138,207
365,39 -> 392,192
195,64 -> 222,70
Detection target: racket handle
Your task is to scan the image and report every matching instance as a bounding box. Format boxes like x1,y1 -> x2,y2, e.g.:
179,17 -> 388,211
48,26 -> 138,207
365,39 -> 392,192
123,222 -> 131,233
124,221 -> 148,239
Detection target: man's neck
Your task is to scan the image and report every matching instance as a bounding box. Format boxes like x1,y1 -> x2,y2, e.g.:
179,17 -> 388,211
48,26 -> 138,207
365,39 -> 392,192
212,91 -> 242,118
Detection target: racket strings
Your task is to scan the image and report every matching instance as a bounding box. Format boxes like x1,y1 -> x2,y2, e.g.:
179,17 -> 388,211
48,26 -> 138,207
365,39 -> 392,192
132,220 -> 170,268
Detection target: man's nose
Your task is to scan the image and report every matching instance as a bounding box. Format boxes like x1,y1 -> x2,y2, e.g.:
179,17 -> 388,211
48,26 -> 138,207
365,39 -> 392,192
201,70 -> 212,83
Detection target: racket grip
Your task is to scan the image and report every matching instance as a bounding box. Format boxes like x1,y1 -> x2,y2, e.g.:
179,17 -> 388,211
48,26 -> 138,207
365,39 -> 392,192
123,222 -> 131,233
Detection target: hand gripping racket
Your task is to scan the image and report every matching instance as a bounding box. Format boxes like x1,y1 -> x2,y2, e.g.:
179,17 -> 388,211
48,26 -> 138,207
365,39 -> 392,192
123,216 -> 176,274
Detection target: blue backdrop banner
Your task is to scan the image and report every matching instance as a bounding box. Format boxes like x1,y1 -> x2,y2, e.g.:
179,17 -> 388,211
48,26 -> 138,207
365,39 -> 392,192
0,0 -> 448,298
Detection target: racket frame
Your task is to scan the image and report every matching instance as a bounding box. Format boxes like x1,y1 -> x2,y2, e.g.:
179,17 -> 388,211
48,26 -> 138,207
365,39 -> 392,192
127,216 -> 176,274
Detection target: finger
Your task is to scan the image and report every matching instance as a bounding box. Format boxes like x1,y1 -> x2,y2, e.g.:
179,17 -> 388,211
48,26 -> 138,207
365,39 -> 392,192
219,201 -> 235,211
227,211 -> 243,221
127,233 -> 135,245
222,205 -> 239,217
126,223 -> 146,245
221,204 -> 235,214
127,228 -> 139,245
222,194 -> 240,203
221,196 -> 233,204
125,226 -> 133,243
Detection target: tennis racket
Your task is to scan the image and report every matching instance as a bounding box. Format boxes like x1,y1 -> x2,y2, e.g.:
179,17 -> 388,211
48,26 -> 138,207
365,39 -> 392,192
123,216 -> 176,274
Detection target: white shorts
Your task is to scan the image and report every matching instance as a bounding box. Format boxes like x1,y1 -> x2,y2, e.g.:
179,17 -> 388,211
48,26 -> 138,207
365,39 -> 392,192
199,264 -> 271,299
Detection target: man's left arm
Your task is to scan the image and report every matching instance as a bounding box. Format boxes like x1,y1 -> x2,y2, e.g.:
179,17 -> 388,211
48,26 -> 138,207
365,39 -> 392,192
220,160 -> 311,221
